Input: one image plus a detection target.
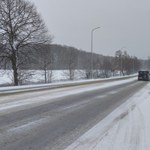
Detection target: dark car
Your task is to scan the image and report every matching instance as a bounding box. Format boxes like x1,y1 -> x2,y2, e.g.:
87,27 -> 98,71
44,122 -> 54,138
138,71 -> 150,81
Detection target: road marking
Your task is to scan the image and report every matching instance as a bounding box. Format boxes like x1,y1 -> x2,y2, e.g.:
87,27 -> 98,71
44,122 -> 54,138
7,117 -> 48,134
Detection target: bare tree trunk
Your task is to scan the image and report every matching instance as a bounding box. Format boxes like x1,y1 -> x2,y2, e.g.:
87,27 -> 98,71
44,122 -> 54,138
47,70 -> 53,83
44,67 -> 47,83
12,58 -> 18,86
69,69 -> 75,80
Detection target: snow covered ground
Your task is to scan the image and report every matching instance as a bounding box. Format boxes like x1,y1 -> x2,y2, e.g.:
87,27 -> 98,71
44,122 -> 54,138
0,70 -> 87,85
0,70 -> 12,85
0,69 -> 122,86
0,73 -> 136,93
66,82 -> 150,150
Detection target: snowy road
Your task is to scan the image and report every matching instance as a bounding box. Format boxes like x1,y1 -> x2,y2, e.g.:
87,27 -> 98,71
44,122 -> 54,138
0,78 -> 147,150
66,82 -> 150,150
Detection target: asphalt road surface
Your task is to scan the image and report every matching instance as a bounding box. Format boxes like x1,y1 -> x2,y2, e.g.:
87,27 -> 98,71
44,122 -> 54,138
0,79 -> 147,150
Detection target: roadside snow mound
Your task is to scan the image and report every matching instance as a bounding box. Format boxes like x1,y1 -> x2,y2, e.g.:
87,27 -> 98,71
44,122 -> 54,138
66,82 -> 150,150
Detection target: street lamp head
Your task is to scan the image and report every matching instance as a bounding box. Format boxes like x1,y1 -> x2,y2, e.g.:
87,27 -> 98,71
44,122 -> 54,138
97,27 -> 101,29
92,27 -> 101,32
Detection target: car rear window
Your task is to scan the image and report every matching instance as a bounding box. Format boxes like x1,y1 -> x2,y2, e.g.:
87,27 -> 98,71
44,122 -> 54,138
139,71 -> 149,75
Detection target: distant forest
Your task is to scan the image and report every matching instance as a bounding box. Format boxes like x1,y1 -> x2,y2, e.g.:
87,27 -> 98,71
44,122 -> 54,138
0,43 -> 146,72
1,43 -> 150,84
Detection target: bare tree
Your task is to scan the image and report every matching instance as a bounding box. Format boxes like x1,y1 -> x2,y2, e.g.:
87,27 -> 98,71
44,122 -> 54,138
0,0 -> 51,85
92,56 -> 102,78
35,45 -> 54,83
146,56 -> 150,70
114,50 -> 142,75
114,50 -> 124,75
101,57 -> 112,78
63,46 -> 78,80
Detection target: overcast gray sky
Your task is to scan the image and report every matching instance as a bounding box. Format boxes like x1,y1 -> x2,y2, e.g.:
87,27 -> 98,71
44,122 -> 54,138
30,0 -> 150,59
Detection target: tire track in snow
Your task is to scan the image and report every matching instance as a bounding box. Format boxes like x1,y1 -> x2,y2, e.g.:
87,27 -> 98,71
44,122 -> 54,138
78,103 -> 146,150
128,106 -> 147,150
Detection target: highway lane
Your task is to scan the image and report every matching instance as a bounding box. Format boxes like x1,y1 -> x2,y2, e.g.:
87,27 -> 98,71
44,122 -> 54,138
0,79 -> 147,150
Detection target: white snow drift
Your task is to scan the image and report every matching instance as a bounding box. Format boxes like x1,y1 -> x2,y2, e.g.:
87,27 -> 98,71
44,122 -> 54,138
66,82 -> 150,150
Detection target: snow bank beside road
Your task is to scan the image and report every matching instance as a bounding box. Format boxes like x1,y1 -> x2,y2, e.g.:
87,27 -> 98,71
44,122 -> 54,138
0,74 -> 137,94
66,82 -> 150,150
0,69 -> 137,86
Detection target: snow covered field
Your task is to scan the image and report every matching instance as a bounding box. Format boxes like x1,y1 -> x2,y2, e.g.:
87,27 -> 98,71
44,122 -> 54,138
0,70 -> 122,86
0,70 -> 87,85
0,70 -> 12,85
66,82 -> 150,150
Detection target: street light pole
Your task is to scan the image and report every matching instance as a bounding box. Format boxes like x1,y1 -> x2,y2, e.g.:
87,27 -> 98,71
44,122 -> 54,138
91,27 -> 100,79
